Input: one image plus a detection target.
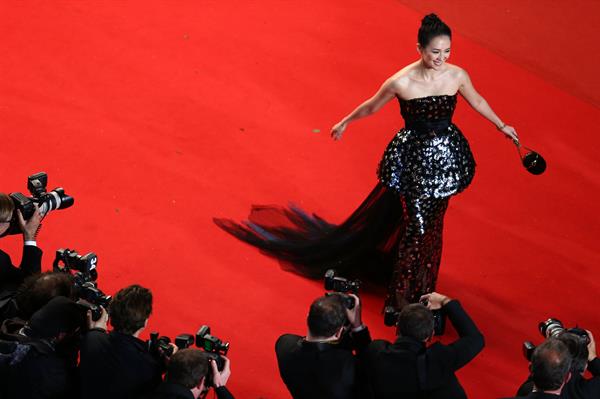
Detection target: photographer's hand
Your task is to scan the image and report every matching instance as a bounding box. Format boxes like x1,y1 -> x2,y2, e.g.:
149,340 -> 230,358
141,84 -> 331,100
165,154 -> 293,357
587,330 -> 597,362
17,205 -> 42,242
345,294 -> 363,329
86,306 -> 108,331
420,292 -> 451,310
210,356 -> 231,388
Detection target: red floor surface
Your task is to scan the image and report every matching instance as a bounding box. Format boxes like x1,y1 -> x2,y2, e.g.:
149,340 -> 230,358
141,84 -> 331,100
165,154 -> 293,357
1,1 -> 599,398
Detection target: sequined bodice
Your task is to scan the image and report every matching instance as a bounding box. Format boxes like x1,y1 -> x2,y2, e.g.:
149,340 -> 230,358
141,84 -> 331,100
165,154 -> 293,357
399,94 -> 457,125
378,93 -> 475,199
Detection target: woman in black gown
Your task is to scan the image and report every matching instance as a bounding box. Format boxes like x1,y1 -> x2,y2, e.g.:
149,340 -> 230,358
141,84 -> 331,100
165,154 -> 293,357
214,14 -> 518,311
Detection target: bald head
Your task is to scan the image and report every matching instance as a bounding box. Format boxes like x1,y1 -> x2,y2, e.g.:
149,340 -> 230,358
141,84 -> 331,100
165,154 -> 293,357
531,338 -> 572,391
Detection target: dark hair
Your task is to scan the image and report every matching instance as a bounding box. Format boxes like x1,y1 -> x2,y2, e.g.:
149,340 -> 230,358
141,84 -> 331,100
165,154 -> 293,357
398,304 -> 434,341
558,333 -> 589,374
15,272 -> 75,320
530,338 -> 572,391
418,13 -> 451,47
306,295 -> 347,338
166,349 -> 209,389
0,193 -> 14,222
109,284 -> 152,334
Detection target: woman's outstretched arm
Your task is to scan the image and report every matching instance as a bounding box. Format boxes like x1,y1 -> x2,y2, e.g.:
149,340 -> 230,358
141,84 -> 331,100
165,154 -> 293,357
331,78 -> 398,140
458,68 -> 519,142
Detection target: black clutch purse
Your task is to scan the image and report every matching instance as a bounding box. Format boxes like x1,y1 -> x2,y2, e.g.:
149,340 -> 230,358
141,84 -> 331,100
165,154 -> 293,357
513,140 -> 546,175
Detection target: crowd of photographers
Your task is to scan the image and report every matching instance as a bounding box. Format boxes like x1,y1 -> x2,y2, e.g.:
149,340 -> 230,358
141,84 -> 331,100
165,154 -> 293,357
1,175 -> 598,399
0,190 -> 233,399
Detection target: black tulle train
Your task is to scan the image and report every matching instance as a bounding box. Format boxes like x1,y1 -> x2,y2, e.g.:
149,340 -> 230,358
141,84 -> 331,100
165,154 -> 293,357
214,183 -> 403,282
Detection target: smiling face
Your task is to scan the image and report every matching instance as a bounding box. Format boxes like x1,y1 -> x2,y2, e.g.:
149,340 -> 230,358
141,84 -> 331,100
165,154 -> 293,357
418,35 -> 451,70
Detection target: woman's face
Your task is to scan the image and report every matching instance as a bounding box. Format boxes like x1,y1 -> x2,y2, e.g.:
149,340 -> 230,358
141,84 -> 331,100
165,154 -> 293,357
419,35 -> 451,70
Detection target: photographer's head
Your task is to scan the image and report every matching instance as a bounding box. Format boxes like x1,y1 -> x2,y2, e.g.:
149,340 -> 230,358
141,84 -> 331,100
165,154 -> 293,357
530,338 -> 572,393
166,349 -> 210,398
109,284 -> 152,336
557,332 -> 589,375
15,271 -> 75,320
27,296 -> 84,343
398,303 -> 434,342
306,294 -> 347,341
0,193 -> 15,236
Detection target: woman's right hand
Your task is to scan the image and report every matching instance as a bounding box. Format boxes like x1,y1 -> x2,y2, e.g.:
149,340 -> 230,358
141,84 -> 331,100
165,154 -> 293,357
331,121 -> 347,141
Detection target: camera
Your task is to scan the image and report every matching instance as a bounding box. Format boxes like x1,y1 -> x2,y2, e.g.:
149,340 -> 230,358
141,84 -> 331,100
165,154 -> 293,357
148,325 -> 230,372
53,248 -> 111,321
2,172 -> 74,236
522,318 -> 590,361
324,269 -> 360,309
383,299 -> 446,336
53,248 -> 98,282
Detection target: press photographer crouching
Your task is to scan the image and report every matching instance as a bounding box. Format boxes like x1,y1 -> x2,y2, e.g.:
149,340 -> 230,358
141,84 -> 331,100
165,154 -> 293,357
516,323 -> 599,399
275,283 -> 371,399
502,338 -> 573,399
365,292 -> 484,399
80,284 -> 170,399
0,296 -> 84,399
1,173 -> 74,322
0,271 -> 75,324
0,193 -> 44,315
148,348 -> 235,399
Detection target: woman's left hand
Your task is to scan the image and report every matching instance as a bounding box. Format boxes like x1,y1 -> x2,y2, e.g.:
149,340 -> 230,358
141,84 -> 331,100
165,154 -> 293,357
500,125 -> 519,143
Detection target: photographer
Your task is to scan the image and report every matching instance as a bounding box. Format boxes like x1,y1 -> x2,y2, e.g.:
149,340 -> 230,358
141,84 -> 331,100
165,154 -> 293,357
275,293 -> 371,399
148,348 -> 234,399
503,338 -> 572,398
0,193 -> 43,304
0,271 -> 75,324
80,284 -> 167,399
1,296 -> 84,399
516,331 -> 600,399
365,292 -> 484,399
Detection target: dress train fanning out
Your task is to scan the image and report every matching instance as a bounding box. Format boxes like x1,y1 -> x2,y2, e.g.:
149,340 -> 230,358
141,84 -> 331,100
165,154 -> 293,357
214,94 -> 475,311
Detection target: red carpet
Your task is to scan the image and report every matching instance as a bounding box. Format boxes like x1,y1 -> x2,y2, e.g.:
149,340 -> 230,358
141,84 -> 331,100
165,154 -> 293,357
1,1 -> 599,398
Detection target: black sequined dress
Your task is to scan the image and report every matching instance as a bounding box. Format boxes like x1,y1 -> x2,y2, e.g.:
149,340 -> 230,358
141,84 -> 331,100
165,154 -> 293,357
214,94 -> 475,310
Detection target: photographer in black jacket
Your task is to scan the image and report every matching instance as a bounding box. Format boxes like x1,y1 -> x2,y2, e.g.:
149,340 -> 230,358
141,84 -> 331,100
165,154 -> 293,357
516,330 -> 600,399
275,293 -> 371,399
80,284 -> 170,399
149,348 -> 234,399
1,296 -> 84,399
365,292 -> 484,399
0,271 -> 75,324
0,193 -> 43,311
502,338 -> 573,399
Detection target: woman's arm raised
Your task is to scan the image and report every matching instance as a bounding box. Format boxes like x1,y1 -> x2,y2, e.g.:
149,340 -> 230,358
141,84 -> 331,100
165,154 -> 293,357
458,68 -> 519,142
331,78 -> 398,140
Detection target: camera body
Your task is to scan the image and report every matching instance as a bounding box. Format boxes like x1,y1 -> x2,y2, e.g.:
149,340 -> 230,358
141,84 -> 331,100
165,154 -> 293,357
53,248 -> 111,321
522,318 -> 590,361
383,300 -> 446,336
148,325 -> 230,373
54,248 -> 98,282
3,172 -> 74,236
324,269 -> 360,310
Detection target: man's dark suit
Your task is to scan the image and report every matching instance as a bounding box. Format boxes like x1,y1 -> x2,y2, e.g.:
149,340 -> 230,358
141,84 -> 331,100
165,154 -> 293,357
147,382 -> 235,399
365,300 -> 484,399
80,329 -> 163,399
501,392 -> 561,399
0,246 -> 43,289
275,327 -> 372,399
517,358 -> 600,399
0,246 -> 42,322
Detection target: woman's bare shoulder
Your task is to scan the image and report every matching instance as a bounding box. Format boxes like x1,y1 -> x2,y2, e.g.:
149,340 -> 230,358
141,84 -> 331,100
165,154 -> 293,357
387,63 -> 418,91
446,63 -> 468,79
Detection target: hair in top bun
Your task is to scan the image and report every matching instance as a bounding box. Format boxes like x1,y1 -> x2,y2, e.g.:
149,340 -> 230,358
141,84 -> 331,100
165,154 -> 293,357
418,13 -> 451,47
